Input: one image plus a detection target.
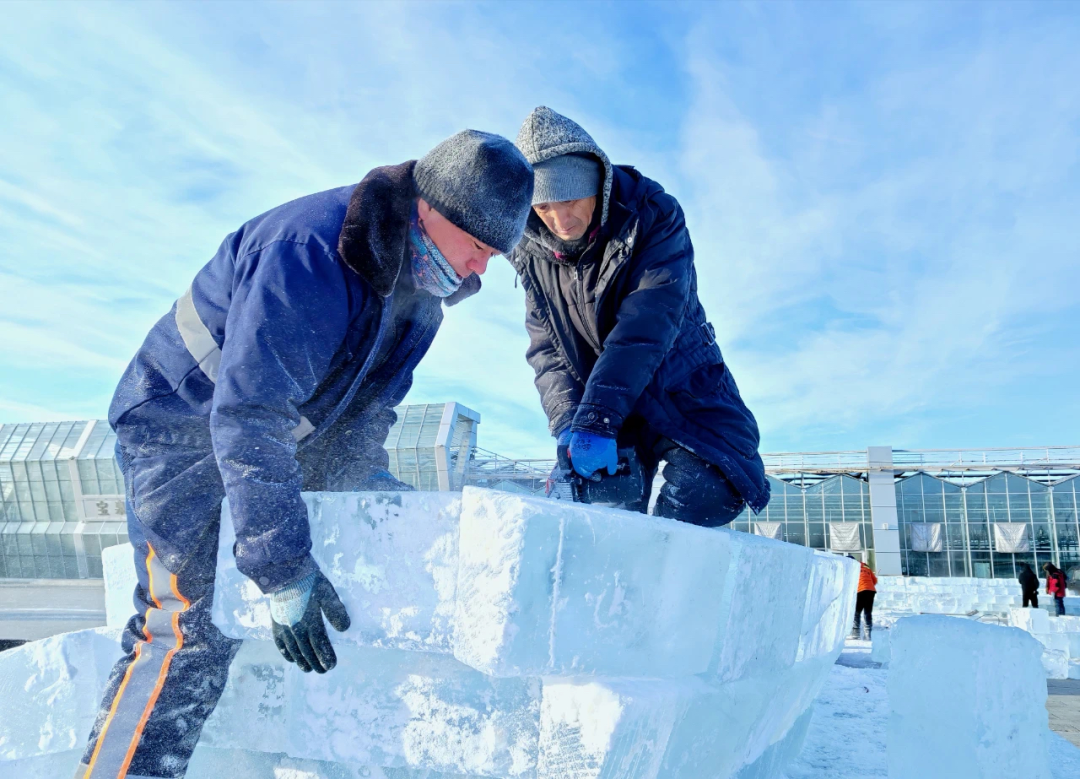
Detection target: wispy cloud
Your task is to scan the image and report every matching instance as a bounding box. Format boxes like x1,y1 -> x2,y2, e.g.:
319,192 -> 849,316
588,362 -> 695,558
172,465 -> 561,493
1,1 -> 1078,459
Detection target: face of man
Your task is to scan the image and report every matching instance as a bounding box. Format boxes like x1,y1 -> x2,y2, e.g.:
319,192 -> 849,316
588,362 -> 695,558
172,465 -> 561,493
417,198 -> 499,277
533,196 -> 597,242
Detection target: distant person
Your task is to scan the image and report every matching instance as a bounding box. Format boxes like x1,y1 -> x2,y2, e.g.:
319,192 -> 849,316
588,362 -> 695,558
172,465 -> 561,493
509,106 -> 768,525
1044,562 -> 1069,616
851,556 -> 877,640
1017,562 -> 1039,608
74,132 -> 533,779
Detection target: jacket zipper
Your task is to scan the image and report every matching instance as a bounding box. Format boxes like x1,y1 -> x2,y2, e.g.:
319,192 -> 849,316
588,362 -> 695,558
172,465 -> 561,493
577,262 -> 601,352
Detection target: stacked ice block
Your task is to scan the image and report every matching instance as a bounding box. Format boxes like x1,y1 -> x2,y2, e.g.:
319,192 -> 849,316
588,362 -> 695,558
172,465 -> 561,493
1008,607 -> 1080,679
887,615 -> 1050,779
1,487 -> 859,778
874,576 -> 1023,617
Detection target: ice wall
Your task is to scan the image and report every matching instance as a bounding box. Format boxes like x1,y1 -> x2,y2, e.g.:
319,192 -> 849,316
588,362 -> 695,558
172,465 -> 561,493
875,577 -> 1022,617
1,487 -> 858,778
1009,608 -> 1080,679
887,615 -> 1050,779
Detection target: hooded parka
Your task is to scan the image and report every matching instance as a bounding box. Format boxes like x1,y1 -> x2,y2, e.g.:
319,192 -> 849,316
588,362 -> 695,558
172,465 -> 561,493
510,108 -> 769,511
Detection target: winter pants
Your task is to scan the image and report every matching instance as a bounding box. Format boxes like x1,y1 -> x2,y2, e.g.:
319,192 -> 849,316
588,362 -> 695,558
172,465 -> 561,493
854,590 -> 875,636
1023,591 -> 1039,608
76,441 -> 241,779
1055,596 -> 1067,616
621,420 -> 745,527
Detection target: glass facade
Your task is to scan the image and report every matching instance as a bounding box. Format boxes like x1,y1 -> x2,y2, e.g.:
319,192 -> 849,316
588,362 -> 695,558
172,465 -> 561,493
0,421 -> 127,580
733,466 -> 1080,580
4,418 -> 1078,584
1,403 -> 480,581
730,475 -> 872,555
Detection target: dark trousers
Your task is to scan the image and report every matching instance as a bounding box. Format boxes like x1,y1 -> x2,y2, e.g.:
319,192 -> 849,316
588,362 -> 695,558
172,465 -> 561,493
1023,591 -> 1039,608
1055,596 -> 1067,616
854,590 -> 875,636
77,441 -> 241,779
620,419 -> 746,528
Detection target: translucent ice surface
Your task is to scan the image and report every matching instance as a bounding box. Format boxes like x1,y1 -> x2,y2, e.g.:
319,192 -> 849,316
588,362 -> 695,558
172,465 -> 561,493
0,626 -> 122,761
887,615 -> 1050,779
454,488 -> 732,678
2,487 -> 860,779
213,492 -> 461,653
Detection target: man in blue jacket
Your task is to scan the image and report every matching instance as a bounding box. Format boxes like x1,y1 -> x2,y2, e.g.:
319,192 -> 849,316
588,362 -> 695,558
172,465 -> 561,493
76,131 -> 533,779
511,107 -> 769,526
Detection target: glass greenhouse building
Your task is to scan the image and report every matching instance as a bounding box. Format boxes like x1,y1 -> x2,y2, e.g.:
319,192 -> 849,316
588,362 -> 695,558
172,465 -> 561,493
0,403 -> 479,580
3,408 -> 1078,583
729,447 -> 1080,580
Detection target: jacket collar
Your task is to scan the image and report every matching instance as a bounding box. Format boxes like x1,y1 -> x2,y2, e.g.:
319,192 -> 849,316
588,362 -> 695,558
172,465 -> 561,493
337,161 -> 481,307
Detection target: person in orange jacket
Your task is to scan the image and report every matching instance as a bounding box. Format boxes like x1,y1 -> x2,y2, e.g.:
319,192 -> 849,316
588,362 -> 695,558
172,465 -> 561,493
851,557 -> 878,640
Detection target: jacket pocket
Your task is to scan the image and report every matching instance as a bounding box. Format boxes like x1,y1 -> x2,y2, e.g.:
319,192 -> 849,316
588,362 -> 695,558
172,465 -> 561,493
668,363 -> 760,458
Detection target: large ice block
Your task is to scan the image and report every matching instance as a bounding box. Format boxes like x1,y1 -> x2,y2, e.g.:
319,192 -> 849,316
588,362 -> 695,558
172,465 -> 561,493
454,487 -> 856,682
0,628 -> 536,777
535,661 -> 830,779
0,627 -> 122,761
213,492 -> 461,653
453,487 -> 732,678
887,615 -> 1050,779
283,643 -> 540,776
1,747 -> 485,778
538,677 -> 686,777
703,533 -> 814,682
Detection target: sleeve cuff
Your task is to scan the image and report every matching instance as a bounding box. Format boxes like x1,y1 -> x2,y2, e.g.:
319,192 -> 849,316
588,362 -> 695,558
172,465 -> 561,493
248,553 -> 319,595
570,404 -> 623,438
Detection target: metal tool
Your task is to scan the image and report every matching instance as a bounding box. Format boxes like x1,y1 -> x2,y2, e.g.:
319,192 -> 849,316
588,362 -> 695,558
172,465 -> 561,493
546,444 -> 647,510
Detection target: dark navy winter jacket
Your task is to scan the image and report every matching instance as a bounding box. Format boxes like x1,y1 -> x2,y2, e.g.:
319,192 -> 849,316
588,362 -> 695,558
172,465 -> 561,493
510,165 -> 769,512
109,162 -> 478,591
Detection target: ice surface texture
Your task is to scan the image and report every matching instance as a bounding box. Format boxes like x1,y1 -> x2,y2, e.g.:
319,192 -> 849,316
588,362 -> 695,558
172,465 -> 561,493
454,489 -> 857,681
213,492 -> 462,653
1008,608 -> 1080,679
875,577 -> 1024,617
887,615 -> 1050,779
3,487 -> 859,778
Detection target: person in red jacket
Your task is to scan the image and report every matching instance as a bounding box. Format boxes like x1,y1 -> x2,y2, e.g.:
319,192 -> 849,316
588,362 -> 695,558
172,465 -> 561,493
1044,562 -> 1069,616
851,557 -> 878,640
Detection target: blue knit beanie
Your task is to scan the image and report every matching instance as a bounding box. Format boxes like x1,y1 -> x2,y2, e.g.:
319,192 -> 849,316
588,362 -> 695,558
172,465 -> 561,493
413,130 -> 534,255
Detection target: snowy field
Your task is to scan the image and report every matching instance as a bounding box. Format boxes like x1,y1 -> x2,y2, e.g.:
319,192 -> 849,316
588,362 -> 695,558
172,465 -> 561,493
782,641 -> 1080,779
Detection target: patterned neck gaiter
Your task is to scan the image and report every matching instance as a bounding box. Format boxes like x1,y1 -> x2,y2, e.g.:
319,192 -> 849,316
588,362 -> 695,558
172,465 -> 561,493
409,204 -> 464,298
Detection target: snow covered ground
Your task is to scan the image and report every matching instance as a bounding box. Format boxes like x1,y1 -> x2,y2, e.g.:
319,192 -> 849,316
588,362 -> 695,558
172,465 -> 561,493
782,640 -> 1080,779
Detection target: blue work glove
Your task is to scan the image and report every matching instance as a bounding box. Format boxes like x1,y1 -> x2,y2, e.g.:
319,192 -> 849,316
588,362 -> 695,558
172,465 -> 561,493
556,428 -> 573,447
270,566 -> 351,674
568,431 -> 619,478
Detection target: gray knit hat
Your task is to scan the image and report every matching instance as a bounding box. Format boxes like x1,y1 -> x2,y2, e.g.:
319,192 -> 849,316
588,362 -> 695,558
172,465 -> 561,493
413,130 -> 534,255
532,153 -> 601,205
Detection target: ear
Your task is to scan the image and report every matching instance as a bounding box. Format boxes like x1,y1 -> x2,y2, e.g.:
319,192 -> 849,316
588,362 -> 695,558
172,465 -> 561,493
417,197 -> 431,218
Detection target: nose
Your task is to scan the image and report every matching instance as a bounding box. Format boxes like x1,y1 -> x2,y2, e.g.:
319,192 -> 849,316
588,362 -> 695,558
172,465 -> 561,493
468,254 -> 490,276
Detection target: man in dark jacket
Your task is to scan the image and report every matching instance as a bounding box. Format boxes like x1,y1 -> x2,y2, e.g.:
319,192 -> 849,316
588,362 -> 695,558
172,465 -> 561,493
1018,562 -> 1039,608
510,107 -> 769,526
76,131 -> 533,779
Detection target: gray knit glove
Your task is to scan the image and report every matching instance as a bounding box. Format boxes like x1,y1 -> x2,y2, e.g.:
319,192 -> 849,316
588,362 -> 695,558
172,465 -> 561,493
270,567 -> 350,673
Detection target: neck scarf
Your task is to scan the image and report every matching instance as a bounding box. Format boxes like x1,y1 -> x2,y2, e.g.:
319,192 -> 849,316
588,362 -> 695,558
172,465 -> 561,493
409,204 -> 464,298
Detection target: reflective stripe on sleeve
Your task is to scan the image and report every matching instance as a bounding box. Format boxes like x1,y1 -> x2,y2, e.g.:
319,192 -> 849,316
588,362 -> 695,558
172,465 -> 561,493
173,285 -> 314,442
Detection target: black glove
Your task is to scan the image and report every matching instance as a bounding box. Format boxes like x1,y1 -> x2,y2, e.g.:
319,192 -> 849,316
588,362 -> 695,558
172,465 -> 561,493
269,568 -> 351,673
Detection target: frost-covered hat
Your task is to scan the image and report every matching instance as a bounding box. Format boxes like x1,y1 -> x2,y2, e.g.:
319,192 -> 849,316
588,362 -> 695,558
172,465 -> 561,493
413,130 -> 534,255
531,153 -> 601,205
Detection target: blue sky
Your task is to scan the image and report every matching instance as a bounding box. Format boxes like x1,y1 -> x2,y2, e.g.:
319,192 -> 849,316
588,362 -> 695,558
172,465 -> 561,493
1,0 -> 1078,459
